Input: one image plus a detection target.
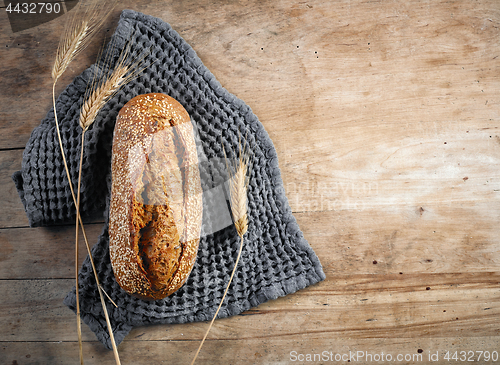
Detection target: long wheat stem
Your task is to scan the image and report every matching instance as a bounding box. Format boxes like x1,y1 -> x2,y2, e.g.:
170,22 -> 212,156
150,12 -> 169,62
191,139 -> 250,365
53,84 -> 120,364
52,81 -> 84,364
190,235 -> 244,365
76,132 -> 85,365
50,1 -> 118,363
53,108 -> 119,362
76,128 -> 121,364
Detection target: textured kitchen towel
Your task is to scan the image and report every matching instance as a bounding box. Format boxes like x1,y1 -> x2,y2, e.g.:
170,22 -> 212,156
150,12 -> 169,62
13,9 -> 325,349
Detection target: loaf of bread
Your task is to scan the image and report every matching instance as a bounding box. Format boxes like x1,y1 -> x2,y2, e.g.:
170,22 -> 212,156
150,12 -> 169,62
109,93 -> 202,300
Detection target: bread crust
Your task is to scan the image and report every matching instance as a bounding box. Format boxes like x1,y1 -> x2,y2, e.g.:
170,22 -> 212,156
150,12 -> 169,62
109,93 -> 202,300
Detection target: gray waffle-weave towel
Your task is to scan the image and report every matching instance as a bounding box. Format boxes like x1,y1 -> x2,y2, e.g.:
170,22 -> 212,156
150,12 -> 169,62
12,9 -> 325,349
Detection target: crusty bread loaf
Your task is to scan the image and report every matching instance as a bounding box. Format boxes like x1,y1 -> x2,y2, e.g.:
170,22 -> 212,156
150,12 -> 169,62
109,93 -> 202,300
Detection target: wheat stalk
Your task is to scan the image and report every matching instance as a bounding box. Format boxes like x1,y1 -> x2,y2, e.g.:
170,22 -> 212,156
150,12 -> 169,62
50,1 -> 116,364
190,135 -> 251,365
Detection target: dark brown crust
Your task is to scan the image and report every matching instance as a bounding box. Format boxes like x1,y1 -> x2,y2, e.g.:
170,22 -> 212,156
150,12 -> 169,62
109,93 -> 202,300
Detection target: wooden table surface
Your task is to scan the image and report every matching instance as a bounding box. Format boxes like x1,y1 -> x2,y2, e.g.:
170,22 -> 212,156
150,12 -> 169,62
1,0 -> 499,364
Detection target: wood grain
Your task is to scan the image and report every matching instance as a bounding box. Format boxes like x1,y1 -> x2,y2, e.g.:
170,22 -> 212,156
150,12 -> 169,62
0,0 -> 499,364
3,336 -> 500,365
1,274 -> 498,342
0,224 -> 102,279
298,209 -> 500,275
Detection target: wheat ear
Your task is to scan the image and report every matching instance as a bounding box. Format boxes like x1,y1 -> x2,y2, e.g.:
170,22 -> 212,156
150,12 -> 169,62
190,136 -> 251,365
50,1 -> 116,364
52,0 -> 116,83
79,41 -> 148,131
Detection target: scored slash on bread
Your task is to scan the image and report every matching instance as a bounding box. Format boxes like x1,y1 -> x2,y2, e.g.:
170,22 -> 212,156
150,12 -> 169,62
109,93 -> 202,301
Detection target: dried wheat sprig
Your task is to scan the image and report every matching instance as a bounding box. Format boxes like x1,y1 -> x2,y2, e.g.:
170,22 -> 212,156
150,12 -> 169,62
52,0 -> 116,84
190,136 -> 251,365
79,39 -> 151,132
50,1 -> 116,364
227,157 -> 250,238
79,64 -> 128,130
